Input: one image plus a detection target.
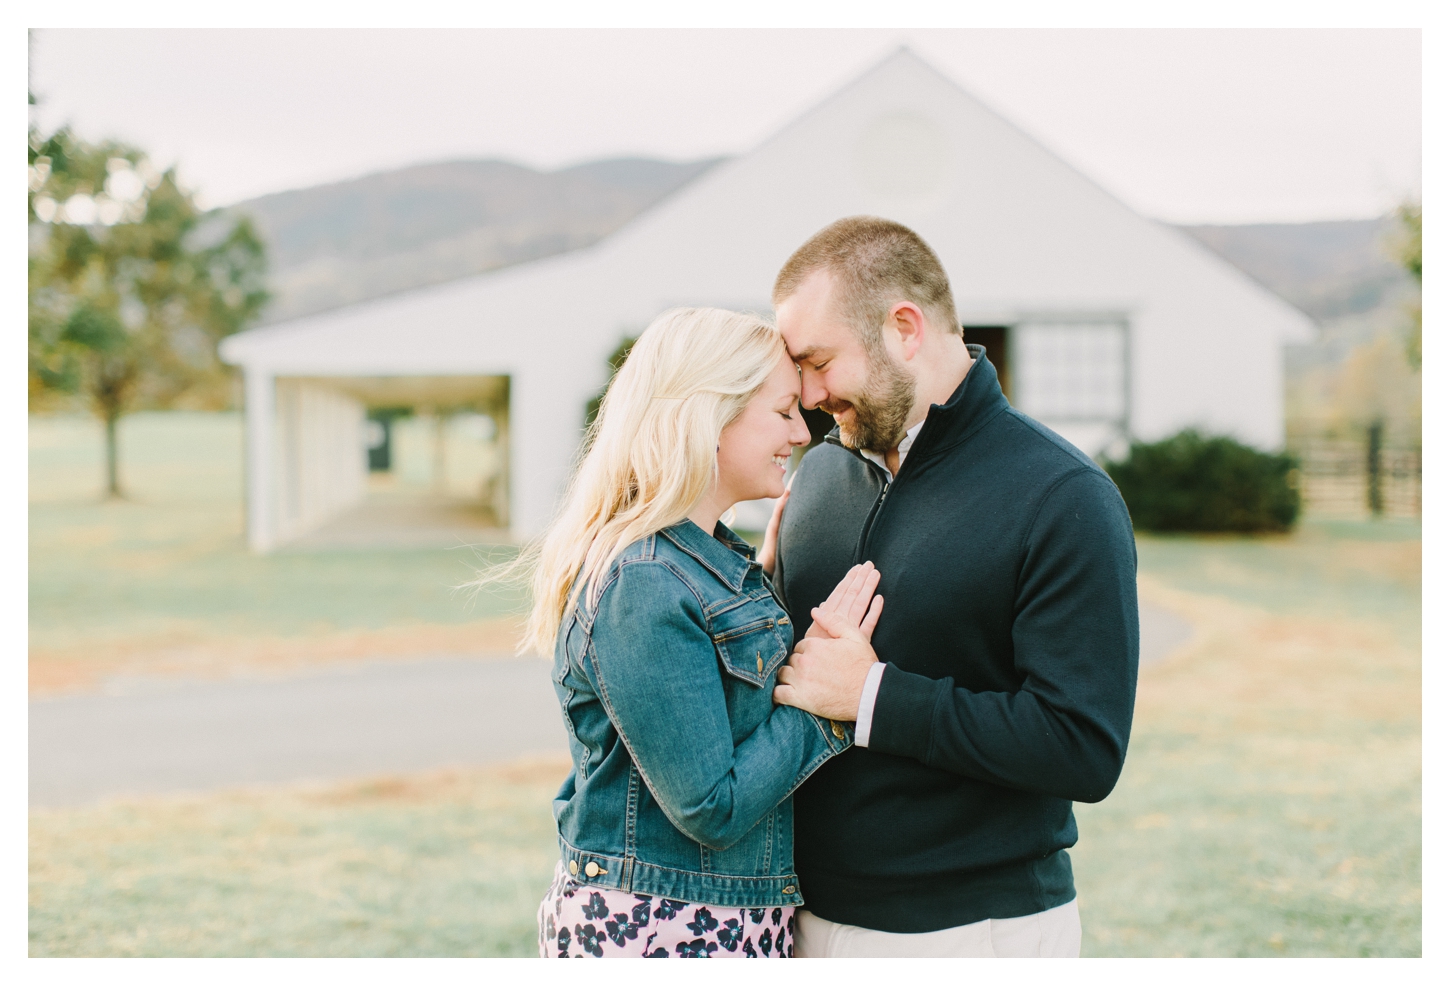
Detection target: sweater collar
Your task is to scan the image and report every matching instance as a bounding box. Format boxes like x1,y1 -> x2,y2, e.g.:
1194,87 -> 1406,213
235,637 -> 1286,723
825,344 -> 1009,465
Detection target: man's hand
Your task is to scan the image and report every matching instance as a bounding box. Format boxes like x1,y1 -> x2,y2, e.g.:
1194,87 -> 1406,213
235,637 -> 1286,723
773,605 -> 881,721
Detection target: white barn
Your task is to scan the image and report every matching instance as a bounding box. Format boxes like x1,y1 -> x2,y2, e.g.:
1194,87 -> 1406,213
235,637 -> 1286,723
221,48 -> 1313,552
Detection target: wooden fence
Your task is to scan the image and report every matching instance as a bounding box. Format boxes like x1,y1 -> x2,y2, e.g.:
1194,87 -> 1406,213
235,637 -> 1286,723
1290,436 -> 1421,519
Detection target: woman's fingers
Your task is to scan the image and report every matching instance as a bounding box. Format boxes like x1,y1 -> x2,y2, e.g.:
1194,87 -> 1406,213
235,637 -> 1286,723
830,563 -> 878,627
826,561 -> 873,614
842,567 -> 881,624
819,561 -> 869,616
859,594 -> 884,642
806,561 -> 880,640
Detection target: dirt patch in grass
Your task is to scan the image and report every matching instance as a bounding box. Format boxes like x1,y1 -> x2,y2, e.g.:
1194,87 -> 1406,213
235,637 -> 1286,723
303,757 -> 569,807
29,618 -> 526,696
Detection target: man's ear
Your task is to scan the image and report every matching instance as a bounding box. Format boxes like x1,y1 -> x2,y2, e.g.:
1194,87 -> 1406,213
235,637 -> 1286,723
886,302 -> 929,361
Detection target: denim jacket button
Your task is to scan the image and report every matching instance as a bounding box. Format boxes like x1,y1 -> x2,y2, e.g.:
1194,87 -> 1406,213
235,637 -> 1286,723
782,885 -> 796,894
831,721 -> 846,739
584,861 -> 602,877
756,653 -> 764,673
568,859 -> 579,876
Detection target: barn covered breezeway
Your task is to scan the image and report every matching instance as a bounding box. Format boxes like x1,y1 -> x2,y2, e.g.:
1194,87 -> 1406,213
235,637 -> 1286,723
237,369 -> 512,551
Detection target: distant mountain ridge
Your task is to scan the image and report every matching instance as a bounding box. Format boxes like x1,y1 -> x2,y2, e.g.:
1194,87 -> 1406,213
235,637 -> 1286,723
1175,218 -> 1413,323
232,156 -> 723,323
233,156 -> 1412,342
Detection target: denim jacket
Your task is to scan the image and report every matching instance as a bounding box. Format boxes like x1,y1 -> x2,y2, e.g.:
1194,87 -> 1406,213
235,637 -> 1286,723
550,519 -> 852,908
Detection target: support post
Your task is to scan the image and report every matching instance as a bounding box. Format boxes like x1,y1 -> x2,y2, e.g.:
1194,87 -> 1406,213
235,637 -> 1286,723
244,368 -> 277,552
1366,419 -> 1384,517
431,408 -> 448,495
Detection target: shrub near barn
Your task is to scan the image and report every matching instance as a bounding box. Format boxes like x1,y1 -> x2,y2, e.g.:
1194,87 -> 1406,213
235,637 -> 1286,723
1106,430 -> 1301,533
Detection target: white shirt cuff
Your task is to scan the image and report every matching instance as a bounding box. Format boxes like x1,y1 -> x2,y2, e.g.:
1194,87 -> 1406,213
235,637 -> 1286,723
854,662 -> 887,748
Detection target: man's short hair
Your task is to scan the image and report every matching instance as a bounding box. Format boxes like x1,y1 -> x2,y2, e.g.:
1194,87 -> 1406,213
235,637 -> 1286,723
772,216 -> 960,350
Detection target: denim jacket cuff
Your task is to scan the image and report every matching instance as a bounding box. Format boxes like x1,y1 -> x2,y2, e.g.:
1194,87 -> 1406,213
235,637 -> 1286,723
811,713 -> 855,755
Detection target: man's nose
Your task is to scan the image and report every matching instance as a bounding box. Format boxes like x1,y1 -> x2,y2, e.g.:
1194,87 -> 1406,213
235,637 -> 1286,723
799,375 -> 828,411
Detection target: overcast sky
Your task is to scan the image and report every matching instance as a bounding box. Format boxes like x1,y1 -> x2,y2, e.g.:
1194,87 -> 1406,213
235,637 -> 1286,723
29,28 -> 1421,224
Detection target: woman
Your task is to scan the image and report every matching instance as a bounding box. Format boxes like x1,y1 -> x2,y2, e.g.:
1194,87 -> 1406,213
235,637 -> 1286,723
494,308 -> 882,958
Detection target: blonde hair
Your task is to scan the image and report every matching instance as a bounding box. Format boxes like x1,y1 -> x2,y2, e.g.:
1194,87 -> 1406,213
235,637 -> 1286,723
480,307 -> 786,656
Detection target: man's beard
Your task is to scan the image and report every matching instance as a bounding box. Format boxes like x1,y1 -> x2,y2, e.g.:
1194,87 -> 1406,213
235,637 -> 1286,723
822,352 -> 916,454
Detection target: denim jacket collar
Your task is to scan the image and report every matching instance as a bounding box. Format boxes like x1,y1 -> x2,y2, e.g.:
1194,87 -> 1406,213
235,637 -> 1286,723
657,519 -> 757,593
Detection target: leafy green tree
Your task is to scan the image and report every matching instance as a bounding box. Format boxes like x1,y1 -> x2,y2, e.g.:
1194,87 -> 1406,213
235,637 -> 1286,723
29,125 -> 269,497
1393,201 -> 1421,369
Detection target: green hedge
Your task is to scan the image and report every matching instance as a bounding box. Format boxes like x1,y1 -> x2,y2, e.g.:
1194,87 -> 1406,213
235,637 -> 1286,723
1105,430 -> 1300,533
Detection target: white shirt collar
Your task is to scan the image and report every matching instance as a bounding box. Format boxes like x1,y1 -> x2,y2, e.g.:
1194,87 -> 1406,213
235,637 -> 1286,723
859,419 -> 925,483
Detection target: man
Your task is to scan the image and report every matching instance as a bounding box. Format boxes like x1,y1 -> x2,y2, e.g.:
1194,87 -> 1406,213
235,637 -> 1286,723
769,216 -> 1139,958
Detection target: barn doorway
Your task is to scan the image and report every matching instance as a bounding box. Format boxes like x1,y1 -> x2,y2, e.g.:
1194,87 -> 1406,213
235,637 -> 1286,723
962,325 -> 1010,400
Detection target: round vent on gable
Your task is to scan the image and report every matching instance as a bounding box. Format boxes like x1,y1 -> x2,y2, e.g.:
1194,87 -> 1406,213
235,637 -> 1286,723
853,111 -> 950,198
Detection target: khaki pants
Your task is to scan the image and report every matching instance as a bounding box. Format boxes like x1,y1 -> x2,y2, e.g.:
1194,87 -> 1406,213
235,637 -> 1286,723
795,899 -> 1081,957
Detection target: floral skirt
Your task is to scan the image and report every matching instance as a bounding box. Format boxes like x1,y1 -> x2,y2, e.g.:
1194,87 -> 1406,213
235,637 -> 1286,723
537,861 -> 794,958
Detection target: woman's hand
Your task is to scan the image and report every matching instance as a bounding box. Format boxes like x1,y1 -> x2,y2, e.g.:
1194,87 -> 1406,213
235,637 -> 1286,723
756,476 -> 792,579
805,561 -> 884,641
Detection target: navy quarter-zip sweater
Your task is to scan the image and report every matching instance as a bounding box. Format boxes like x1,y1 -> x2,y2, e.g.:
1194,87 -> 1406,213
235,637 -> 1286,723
775,346 -> 1139,934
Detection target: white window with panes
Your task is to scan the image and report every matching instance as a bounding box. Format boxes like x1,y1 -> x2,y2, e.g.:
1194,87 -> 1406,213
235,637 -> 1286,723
1011,319 -> 1129,459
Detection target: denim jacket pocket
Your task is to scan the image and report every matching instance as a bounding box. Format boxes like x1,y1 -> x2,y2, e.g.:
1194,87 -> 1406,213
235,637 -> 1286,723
711,611 -> 789,687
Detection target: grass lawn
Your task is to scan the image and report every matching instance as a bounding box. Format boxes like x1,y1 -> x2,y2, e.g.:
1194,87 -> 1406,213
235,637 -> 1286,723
29,761 -> 567,957
28,412 -> 1421,956
1074,523 -> 1420,956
